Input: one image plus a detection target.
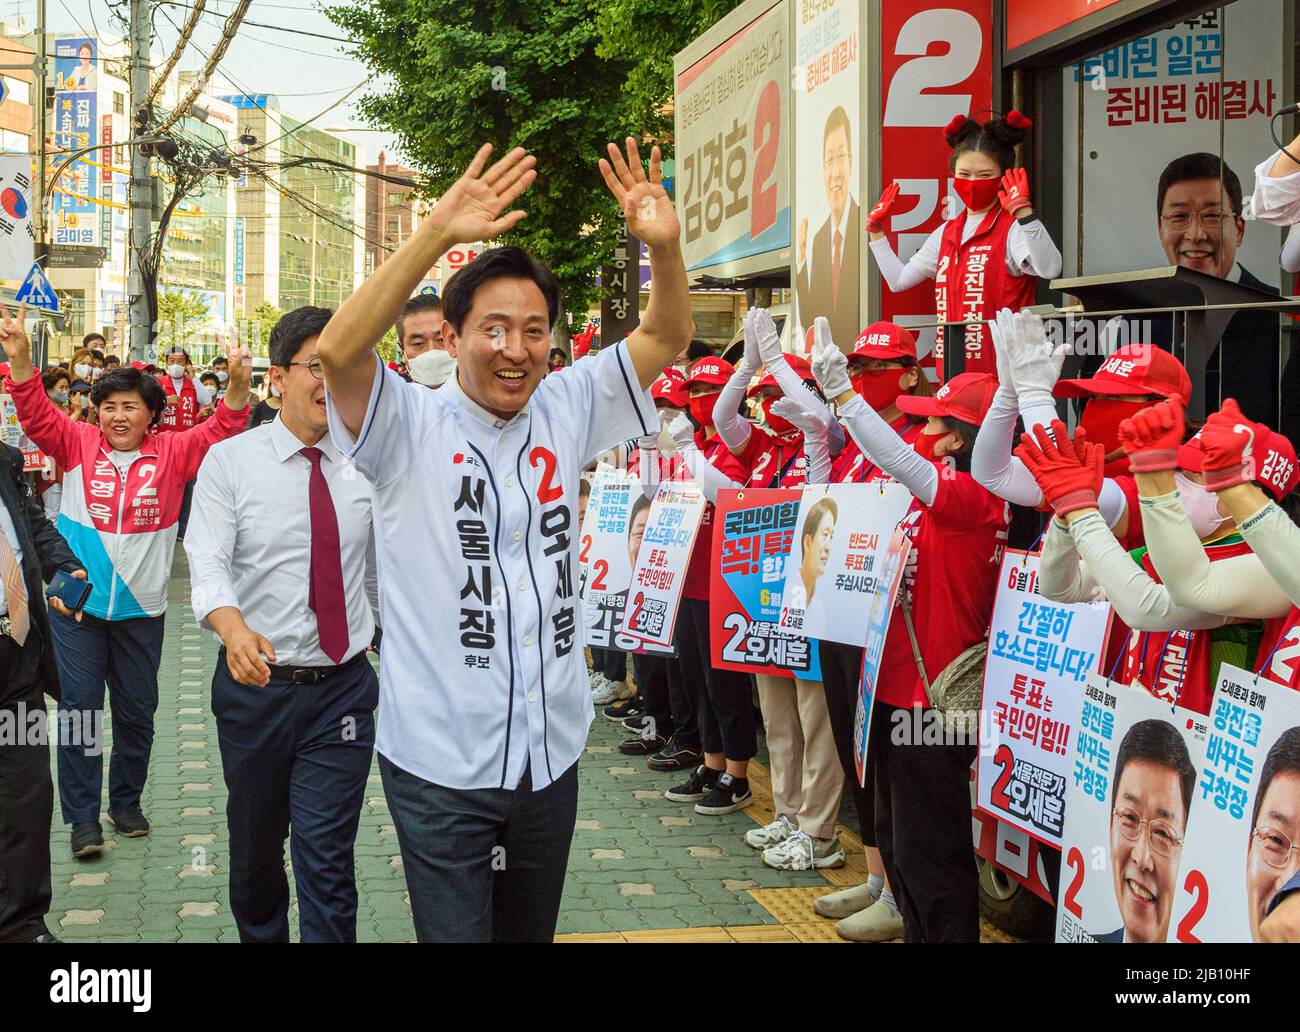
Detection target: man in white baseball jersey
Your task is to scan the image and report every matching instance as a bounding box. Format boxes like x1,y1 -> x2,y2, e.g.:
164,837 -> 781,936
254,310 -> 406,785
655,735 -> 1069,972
318,139 -> 694,941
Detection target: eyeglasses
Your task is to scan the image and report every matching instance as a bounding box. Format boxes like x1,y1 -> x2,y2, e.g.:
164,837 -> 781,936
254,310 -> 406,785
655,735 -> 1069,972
1159,210 -> 1237,231
1112,806 -> 1183,857
1251,826 -> 1300,870
288,359 -> 324,380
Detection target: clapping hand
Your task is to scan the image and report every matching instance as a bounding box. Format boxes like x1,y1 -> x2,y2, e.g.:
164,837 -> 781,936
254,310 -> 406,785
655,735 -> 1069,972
599,138 -> 680,249
428,143 -> 537,245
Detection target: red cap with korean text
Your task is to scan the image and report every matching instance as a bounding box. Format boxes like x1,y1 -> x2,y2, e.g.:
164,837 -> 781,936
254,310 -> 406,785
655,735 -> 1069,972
1053,344 -> 1191,405
683,356 -> 734,389
747,354 -> 815,397
651,366 -> 689,407
1178,429 -> 1300,500
850,322 -> 917,362
896,372 -> 999,424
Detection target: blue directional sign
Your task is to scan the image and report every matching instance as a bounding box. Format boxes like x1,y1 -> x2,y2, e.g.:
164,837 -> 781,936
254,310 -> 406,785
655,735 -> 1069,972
14,262 -> 59,313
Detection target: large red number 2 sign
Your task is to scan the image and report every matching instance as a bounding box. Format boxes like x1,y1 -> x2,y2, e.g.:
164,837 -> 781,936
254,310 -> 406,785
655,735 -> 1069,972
1176,870 -> 1209,942
750,79 -> 780,238
1062,847 -> 1085,919
529,447 -> 562,504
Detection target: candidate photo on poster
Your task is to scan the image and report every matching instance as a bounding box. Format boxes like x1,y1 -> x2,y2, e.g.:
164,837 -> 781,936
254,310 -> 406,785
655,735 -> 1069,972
1094,719 -> 1195,943
1248,726 -> 1300,942
796,106 -> 859,350
795,495 -> 837,635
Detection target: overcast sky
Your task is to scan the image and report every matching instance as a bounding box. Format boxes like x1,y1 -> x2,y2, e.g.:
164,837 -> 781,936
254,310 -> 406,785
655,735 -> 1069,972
40,0 -> 407,166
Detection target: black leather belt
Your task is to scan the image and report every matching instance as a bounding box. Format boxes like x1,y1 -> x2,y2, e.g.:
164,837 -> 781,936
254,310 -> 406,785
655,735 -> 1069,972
263,650 -> 368,685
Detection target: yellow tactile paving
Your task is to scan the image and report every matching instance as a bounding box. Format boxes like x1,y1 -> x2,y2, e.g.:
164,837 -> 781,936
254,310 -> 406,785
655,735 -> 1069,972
623,926 -> 734,943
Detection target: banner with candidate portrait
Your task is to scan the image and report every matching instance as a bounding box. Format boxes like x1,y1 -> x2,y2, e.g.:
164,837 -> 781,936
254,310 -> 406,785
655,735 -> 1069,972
52,37 -> 99,248
709,488 -> 820,680
1055,675 -> 1205,944
976,551 -> 1111,847
619,482 -> 705,651
853,528 -> 911,786
777,482 -> 913,646
1168,662 -> 1300,943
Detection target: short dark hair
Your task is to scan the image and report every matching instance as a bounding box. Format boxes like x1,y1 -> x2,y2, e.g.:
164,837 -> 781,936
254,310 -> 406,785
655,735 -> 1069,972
89,348 -> 104,363
579,477 -> 592,498
801,497 -> 838,550
163,347 -> 190,363
442,246 -> 562,335
1112,718 -> 1196,823
41,367 -> 70,391
91,367 -> 168,426
628,492 -> 652,533
1157,152 -> 1243,216
687,339 -> 713,362
82,332 -> 106,348
268,306 -> 333,368
103,354 -> 121,368
210,354 -> 228,367
823,106 -> 851,154
548,347 -> 567,361
200,372 -> 219,387
396,293 -> 443,343
1252,726 -> 1300,831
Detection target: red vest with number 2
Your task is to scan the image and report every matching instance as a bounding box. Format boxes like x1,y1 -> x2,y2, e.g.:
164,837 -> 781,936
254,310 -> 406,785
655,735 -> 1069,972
1258,606 -> 1300,690
933,208 -> 1036,381
156,375 -> 199,432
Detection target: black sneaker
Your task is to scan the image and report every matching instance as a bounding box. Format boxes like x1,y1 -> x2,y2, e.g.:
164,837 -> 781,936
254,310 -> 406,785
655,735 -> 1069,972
664,764 -> 720,803
647,739 -> 703,773
618,732 -> 669,756
107,805 -> 150,838
622,713 -> 655,735
70,820 -> 103,859
695,773 -> 752,816
602,698 -> 643,723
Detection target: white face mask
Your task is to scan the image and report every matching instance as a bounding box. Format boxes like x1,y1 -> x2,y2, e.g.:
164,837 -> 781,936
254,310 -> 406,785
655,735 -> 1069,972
167,363 -> 186,379
269,386 -> 282,398
216,370 -> 229,383
74,363 -> 91,379
408,348 -> 457,388
1175,472 -> 1230,539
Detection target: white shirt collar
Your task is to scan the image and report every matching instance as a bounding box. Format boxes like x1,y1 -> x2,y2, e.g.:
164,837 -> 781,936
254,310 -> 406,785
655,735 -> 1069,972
440,368 -> 529,430
269,411 -> 340,464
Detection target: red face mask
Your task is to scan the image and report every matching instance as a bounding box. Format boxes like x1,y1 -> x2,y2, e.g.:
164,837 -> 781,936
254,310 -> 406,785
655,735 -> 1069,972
953,176 -> 1002,212
689,394 -> 717,428
761,397 -> 796,436
852,368 -> 905,412
1080,397 -> 1151,476
913,429 -> 944,461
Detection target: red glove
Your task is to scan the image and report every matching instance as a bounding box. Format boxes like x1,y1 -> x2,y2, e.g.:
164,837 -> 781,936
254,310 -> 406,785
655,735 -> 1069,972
1117,400 -> 1184,472
866,182 -> 900,234
1200,398 -> 1268,491
1015,420 -> 1104,516
998,168 -> 1032,217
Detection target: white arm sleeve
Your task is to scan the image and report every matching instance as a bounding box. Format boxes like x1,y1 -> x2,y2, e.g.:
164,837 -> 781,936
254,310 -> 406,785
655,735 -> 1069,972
838,394 -> 937,505
679,444 -> 743,505
1237,501 -> 1300,609
1250,151 -> 1300,225
972,389 -> 1044,506
1067,510 -> 1232,632
869,227 -> 941,293
1038,517 -> 1100,604
713,368 -> 755,452
638,444 -> 660,501
803,427 -> 831,485
1005,217 -> 1063,279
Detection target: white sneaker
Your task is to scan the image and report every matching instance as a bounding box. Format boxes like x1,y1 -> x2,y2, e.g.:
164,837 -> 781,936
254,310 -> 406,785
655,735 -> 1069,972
744,814 -> 797,850
835,897 -> 903,941
762,830 -> 846,871
813,880 -> 879,919
592,678 -> 633,705
589,671 -> 610,693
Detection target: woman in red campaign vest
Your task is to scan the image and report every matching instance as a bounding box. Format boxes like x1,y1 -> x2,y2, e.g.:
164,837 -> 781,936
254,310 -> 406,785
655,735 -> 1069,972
865,112 -> 1062,380
790,325 -> 1010,942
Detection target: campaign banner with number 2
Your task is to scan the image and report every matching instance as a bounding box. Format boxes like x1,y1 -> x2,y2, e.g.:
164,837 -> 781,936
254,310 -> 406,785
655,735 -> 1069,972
619,482 -> 705,650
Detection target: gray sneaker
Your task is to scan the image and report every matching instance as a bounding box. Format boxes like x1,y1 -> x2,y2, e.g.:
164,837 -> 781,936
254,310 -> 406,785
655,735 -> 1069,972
592,678 -> 633,706
762,830 -> 845,870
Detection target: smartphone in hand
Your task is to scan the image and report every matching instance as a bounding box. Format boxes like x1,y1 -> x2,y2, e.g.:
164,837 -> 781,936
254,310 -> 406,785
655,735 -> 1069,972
47,570 -> 92,613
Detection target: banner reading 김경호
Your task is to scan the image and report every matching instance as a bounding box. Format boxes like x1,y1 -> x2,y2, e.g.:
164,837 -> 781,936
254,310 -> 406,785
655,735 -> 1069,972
619,482 -> 706,651
710,489 -> 820,680
1055,675 -> 1205,944
976,551 -> 1110,847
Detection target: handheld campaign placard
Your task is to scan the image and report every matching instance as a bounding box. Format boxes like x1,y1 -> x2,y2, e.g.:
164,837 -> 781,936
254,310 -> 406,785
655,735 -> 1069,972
777,482 -> 914,646
709,489 -> 820,680
618,482 -> 706,651
976,551 -> 1111,847
1055,675 -> 1205,944
852,527 -> 911,786
1169,662 -> 1300,942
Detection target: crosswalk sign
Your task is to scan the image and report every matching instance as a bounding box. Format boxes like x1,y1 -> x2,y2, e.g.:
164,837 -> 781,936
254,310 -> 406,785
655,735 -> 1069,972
14,261 -> 58,313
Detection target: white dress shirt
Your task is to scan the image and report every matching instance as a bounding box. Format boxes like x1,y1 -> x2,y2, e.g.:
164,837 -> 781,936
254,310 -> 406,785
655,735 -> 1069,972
327,340 -> 656,792
185,414 -> 379,667
171,376 -> 213,407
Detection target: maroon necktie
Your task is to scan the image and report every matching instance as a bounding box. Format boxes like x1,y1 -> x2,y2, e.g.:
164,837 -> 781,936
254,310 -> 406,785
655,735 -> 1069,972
301,447 -> 349,664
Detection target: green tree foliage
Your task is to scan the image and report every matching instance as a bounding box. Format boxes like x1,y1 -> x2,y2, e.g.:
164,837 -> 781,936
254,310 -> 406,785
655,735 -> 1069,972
247,302 -> 284,357
155,288 -> 210,361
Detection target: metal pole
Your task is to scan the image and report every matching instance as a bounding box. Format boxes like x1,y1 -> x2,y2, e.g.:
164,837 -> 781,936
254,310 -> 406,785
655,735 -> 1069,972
32,0 -> 46,256
128,0 -> 152,362
308,181 -> 316,306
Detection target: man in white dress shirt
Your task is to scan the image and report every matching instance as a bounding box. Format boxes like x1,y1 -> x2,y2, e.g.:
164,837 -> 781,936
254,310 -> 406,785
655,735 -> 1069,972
186,306 -> 381,943
319,139 -> 695,942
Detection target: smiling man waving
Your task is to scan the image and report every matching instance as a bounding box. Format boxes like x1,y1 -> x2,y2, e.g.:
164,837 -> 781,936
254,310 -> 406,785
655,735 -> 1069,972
317,139 -> 693,942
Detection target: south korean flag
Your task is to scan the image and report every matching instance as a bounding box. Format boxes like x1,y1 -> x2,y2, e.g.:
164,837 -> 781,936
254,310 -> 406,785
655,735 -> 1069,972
0,154 -> 34,279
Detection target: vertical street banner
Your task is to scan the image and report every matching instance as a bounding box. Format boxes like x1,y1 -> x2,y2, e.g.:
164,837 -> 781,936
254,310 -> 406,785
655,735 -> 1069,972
877,0 -> 993,364
0,154 -> 35,280
710,488 -> 820,680
1055,676 -> 1205,944
853,528 -> 911,786
599,223 -> 640,347
792,0 -> 860,351
976,551 -> 1111,847
619,482 -> 705,651
52,37 -> 98,248
1169,663 -> 1300,942
777,481 -> 913,644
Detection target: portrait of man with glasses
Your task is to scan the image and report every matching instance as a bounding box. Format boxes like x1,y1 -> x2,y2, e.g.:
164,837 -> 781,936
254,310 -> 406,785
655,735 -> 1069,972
1248,726 -> 1300,943
1095,719 -> 1196,943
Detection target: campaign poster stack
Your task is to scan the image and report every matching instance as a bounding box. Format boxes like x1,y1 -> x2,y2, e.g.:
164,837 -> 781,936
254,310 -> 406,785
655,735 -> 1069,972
977,551 -> 1110,846
709,488 -> 820,680
853,528 -> 911,785
779,482 -> 914,646
1169,662 -> 1300,942
1055,675 -> 1205,944
619,482 -> 705,651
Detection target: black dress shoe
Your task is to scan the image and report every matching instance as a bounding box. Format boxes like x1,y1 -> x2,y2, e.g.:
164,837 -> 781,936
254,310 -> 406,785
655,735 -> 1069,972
70,820 -> 104,858
107,805 -> 150,837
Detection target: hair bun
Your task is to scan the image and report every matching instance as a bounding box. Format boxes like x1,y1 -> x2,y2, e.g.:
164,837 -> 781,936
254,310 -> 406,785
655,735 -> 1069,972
943,114 -> 968,137
1005,109 -> 1033,131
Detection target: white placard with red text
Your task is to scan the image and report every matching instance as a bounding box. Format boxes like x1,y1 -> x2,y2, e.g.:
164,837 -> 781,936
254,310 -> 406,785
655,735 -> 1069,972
619,482 -> 706,650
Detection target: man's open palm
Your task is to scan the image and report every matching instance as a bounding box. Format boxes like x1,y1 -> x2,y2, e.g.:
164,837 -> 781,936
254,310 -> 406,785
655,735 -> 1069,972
599,138 -> 680,248
432,144 -> 537,245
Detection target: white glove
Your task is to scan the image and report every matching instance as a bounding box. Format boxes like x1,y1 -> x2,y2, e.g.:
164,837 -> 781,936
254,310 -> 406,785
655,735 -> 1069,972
998,308 -> 1066,406
810,317 -> 851,400
771,397 -> 832,483
667,412 -> 697,453
737,307 -> 765,378
989,308 -> 1018,401
769,396 -> 826,436
637,432 -> 659,451
749,307 -> 784,369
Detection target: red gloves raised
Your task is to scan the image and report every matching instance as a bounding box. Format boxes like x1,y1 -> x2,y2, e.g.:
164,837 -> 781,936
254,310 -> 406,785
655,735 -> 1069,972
1015,420 -> 1105,516
1200,398 -> 1268,491
998,168 -> 1032,217
866,182 -> 900,234
1117,400 -> 1184,472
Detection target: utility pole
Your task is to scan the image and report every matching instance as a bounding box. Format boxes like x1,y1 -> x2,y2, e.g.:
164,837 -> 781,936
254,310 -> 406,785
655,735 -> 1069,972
127,0 -> 151,362
32,0 -> 45,257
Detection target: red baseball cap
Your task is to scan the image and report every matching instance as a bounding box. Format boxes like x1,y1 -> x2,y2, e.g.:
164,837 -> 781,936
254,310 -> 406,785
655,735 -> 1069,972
747,354 -> 814,397
651,366 -> 688,407
131,360 -> 146,370
897,372 -> 999,424
850,322 -> 917,362
1053,344 -> 1191,405
684,356 -> 734,389
1178,429 -> 1300,500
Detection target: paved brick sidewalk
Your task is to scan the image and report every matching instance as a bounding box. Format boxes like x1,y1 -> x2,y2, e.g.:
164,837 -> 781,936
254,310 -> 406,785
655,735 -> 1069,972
44,551 -> 1013,943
